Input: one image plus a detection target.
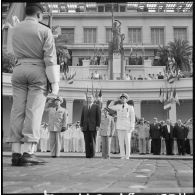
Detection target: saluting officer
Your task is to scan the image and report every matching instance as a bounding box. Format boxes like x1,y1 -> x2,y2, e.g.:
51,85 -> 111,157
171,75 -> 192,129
7,3 -> 60,166
108,93 -> 135,159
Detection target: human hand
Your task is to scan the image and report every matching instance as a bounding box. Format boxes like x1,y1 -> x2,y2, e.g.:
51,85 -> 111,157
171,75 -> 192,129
96,127 -> 100,131
51,83 -> 59,95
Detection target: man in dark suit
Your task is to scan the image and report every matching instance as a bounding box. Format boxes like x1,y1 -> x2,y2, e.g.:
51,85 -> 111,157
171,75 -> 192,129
162,119 -> 174,155
80,94 -> 101,158
174,119 -> 188,155
149,117 -> 162,155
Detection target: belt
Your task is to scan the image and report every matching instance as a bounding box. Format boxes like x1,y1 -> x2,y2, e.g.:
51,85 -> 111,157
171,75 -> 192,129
16,58 -> 45,66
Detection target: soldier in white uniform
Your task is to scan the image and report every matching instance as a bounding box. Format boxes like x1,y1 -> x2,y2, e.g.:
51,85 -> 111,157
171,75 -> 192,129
45,97 -> 68,157
108,93 -> 135,159
7,3 -> 60,166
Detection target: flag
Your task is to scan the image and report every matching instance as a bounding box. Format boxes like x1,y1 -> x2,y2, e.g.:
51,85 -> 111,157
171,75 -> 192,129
3,3 -> 26,53
167,72 -> 175,84
95,89 -> 98,99
159,88 -> 164,103
64,68 -> 76,84
164,100 -> 171,110
91,80 -> 94,97
173,88 -> 180,105
98,89 -> 103,102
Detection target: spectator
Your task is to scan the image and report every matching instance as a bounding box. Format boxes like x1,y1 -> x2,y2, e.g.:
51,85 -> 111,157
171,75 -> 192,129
125,74 -> 130,80
91,72 -> 94,79
174,119 -> 188,155
162,119 -> 174,155
136,118 -> 148,155
137,75 -> 143,80
145,121 -> 150,154
100,107 -> 115,159
186,118 -> 193,155
94,71 -> 100,79
149,117 -> 162,155
148,74 -> 153,80
158,72 -> 164,79
160,121 -> 166,155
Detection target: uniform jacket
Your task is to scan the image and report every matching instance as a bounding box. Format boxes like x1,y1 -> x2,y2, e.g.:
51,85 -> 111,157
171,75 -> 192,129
12,17 -> 57,67
174,124 -> 188,139
187,124 -> 193,139
149,123 -> 162,139
136,123 -> 148,139
162,124 -> 174,139
80,104 -> 101,131
47,106 -> 67,132
100,114 -> 115,136
108,102 -> 135,132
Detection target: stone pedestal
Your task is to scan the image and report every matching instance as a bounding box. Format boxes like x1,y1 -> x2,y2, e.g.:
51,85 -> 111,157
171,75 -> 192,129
113,52 -> 121,80
144,59 -> 152,67
169,102 -> 177,123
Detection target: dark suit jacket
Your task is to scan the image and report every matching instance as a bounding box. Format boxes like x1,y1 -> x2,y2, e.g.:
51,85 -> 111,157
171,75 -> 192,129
149,123 -> 162,139
162,125 -> 174,139
80,103 -> 101,132
174,124 -> 188,139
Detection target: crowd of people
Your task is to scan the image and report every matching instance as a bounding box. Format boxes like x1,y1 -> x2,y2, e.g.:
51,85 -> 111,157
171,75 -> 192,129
36,116 -> 193,157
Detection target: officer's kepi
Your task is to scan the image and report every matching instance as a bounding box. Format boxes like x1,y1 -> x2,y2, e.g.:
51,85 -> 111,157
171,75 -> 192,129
26,3 -> 44,12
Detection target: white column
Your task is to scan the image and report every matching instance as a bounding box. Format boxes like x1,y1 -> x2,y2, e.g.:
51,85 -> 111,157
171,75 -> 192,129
133,100 -> 141,118
169,102 -> 177,123
66,99 -> 74,124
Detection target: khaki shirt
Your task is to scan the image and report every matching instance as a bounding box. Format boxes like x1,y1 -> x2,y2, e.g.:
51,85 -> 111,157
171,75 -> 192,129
100,114 -> 115,136
47,107 -> 68,132
12,17 -> 57,67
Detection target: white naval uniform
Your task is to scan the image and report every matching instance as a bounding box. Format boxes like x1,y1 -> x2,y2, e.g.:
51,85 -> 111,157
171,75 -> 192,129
109,102 -> 135,159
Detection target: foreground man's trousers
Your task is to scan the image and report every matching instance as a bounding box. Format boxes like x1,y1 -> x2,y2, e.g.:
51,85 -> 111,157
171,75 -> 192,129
117,130 -> 132,158
49,131 -> 61,157
7,64 -> 47,144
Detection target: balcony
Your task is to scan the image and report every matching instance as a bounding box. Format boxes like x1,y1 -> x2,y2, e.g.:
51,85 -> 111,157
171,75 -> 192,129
3,72 -> 192,101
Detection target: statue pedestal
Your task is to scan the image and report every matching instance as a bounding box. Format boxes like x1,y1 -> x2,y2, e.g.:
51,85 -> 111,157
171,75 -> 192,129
113,52 -> 121,80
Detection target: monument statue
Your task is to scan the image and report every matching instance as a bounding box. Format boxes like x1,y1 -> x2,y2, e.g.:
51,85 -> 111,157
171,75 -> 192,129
112,19 -> 121,52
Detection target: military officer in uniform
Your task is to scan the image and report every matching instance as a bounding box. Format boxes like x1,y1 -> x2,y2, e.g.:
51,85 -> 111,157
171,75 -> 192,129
7,3 -> 60,166
108,93 -> 135,159
45,97 -> 68,157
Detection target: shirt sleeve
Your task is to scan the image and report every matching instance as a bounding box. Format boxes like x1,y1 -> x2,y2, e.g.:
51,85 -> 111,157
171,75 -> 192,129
43,29 -> 57,67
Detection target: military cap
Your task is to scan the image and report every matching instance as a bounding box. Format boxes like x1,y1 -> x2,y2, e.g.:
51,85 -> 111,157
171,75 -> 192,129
119,93 -> 129,100
26,3 -> 44,13
54,96 -> 63,104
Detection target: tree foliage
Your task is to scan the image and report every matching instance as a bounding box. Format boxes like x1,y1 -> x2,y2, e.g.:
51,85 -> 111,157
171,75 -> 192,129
157,39 -> 192,73
2,51 -> 16,73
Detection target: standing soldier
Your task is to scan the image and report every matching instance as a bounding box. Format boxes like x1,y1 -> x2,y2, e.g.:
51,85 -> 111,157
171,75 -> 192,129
136,118 -> 147,155
186,118 -> 193,155
45,97 -> 68,157
108,93 -> 135,159
7,3 -> 60,166
149,118 -> 162,155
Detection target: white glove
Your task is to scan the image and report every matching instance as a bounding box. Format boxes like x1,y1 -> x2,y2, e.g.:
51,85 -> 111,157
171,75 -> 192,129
51,83 -> 59,95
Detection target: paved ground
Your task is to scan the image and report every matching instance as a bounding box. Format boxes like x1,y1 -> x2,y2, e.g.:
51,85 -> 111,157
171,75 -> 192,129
2,152 -> 193,194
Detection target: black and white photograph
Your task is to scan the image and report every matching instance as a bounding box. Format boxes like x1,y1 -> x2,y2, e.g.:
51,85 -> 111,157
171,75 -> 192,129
2,1 -> 193,194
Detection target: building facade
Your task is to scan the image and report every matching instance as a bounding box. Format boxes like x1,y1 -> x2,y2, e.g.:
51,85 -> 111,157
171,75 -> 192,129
2,2 -> 193,139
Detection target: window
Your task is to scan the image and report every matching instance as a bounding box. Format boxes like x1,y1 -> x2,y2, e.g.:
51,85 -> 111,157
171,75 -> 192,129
2,27 -> 8,46
120,5 -> 126,12
98,6 -> 104,12
106,28 -> 112,43
174,28 -> 187,41
151,28 -> 164,45
128,28 -> 142,44
84,28 -> 96,43
61,28 -> 74,44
